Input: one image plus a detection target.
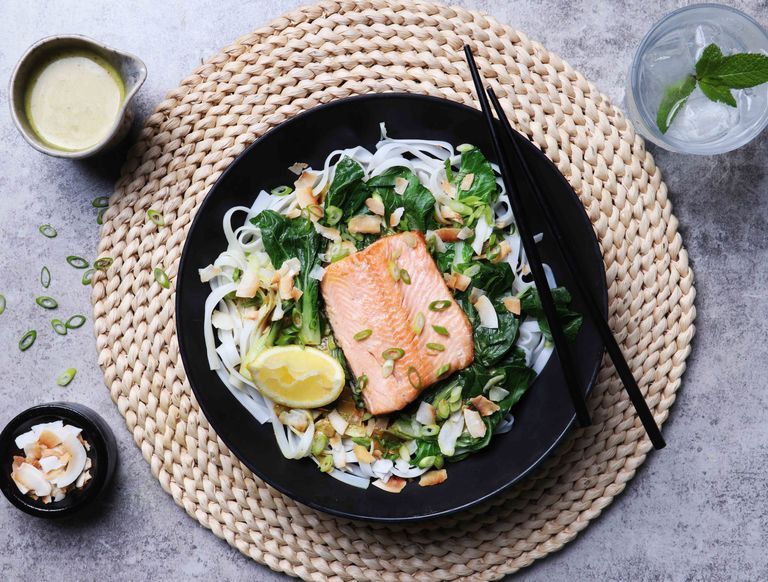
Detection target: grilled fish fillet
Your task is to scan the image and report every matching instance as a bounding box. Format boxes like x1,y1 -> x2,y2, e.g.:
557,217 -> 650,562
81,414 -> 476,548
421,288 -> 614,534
321,231 -> 474,415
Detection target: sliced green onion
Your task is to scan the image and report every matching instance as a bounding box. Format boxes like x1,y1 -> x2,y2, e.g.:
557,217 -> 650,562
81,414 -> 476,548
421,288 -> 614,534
429,299 -> 451,311
432,325 -> 449,336
436,364 -> 450,377
291,308 -> 302,328
66,255 -> 89,269
56,368 -> 77,387
96,208 -> 106,225
0,294 -> 5,315
19,330 -> 36,351
357,374 -> 369,392
450,398 -> 463,412
39,224 -> 57,238
418,456 -> 436,469
36,296 -> 58,309
444,158 -> 454,182
388,259 -> 400,281
93,257 -> 113,271
426,342 -> 445,352
82,269 -> 95,285
351,437 -> 371,447
40,266 -> 51,288
325,205 -> 342,226
65,315 -> 86,329
463,263 -> 481,278
449,385 -> 463,403
457,143 -> 475,153
407,366 -> 422,389
484,205 -> 494,225
433,455 -> 444,470
311,433 -> 328,456
382,358 -> 395,378
399,444 -> 411,462
154,267 -> 171,289
412,312 -> 425,335
436,400 -> 450,420
91,196 -> 109,208
51,319 -> 67,335
353,329 -> 372,341
147,209 -> 165,226
422,424 -> 440,437
271,185 -> 293,197
399,268 -> 411,285
381,347 -> 405,361
447,199 -> 473,216
318,455 -> 333,472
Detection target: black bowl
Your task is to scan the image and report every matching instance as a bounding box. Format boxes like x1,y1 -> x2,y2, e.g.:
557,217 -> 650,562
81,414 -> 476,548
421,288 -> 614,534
0,402 -> 117,518
177,93 -> 607,522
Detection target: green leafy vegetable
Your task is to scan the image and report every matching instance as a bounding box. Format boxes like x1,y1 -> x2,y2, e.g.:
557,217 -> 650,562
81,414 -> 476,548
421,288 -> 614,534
323,157 -> 368,219
468,261 -> 515,298
454,147 -> 498,206
56,368 -> 77,387
460,296 -> 520,367
367,167 -> 437,231
251,210 -> 322,345
519,286 -> 583,342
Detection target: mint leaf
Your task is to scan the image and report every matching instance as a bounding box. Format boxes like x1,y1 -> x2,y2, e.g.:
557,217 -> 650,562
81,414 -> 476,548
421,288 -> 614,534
656,74 -> 696,134
699,81 -> 737,107
703,53 -> 768,88
695,44 -> 725,78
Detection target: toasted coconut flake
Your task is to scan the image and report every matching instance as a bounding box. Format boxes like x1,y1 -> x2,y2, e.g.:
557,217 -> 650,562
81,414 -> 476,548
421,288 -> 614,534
434,227 -> 461,242
390,207 -> 405,227
313,221 -> 341,242
13,463 -> 52,497
488,386 -> 510,402
457,227 -> 474,240
460,173 -> 475,191
353,444 -> 374,464
279,409 -> 311,432
470,395 -> 500,416
348,215 -> 381,234
503,296 -> 521,315
469,287 -> 486,304
452,272 -> 471,292
288,162 -> 308,175
491,240 -> 512,264
419,469 -> 448,487
463,408 -> 487,438
50,435 -> 87,488
37,429 -> 62,449
198,264 -> 222,283
39,455 -> 65,473
286,207 -> 301,219
372,476 -> 407,493
393,177 -> 409,195
440,205 -> 463,223
473,295 -> 499,329
75,470 -> 92,489
328,410 -> 349,436
365,197 -> 385,216
415,402 -> 436,425
521,263 -> 531,275
440,179 -> 456,198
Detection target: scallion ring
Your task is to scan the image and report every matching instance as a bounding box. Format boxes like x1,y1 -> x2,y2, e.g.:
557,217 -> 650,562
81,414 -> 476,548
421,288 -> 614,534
36,296 -> 58,309
399,268 -> 411,285
432,325 -> 449,336
426,342 -> 445,352
382,358 -> 395,378
91,196 -> 109,208
418,456 -> 436,469
65,315 -> 86,329
436,364 -> 451,377
388,259 -> 400,281
93,257 -> 113,271
51,319 -> 67,335
271,185 -> 293,197
39,224 -> 57,238
19,330 -> 36,351
82,268 -> 95,285
0,294 -> 5,315
154,267 -> 171,289
429,299 -> 451,311
353,329 -> 372,341
325,205 -> 342,226
40,266 -> 51,289
407,366 -> 422,389
56,368 -> 77,387
147,209 -> 165,226
381,347 -> 405,361
412,312 -> 425,335
66,255 -> 89,269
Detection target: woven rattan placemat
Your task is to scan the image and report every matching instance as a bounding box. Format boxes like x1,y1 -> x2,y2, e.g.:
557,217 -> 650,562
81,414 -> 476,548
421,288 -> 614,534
91,1 -> 696,579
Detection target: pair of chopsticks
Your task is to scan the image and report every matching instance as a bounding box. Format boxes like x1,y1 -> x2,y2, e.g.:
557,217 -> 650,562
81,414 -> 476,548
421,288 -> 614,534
463,46 -> 666,449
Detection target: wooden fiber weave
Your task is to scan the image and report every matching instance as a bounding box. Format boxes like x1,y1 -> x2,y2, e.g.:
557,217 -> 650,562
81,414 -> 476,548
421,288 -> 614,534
91,1 -> 696,579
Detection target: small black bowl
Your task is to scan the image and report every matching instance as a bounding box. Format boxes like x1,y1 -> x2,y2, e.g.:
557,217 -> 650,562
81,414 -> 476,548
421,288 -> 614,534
0,402 -> 117,518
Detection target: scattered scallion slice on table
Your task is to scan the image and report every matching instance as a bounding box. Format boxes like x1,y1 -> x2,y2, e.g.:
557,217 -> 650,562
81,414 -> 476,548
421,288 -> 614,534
0,294 -> 6,315
35,296 -> 58,309
66,255 -> 89,269
56,368 -> 77,387
51,319 -> 67,335
40,266 -> 51,288
91,196 -> 109,208
38,224 -> 57,238
147,209 -> 164,226
19,330 -> 36,351
82,268 -> 96,285
154,267 -> 171,289
96,208 -> 106,225
65,315 -> 86,329
93,257 -> 113,270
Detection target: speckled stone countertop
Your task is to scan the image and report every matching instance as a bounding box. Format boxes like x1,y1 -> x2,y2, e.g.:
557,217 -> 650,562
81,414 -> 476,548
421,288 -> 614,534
1,1 -> 766,580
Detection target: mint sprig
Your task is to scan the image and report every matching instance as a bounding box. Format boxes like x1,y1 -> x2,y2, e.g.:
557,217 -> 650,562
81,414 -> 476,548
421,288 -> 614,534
656,43 -> 768,134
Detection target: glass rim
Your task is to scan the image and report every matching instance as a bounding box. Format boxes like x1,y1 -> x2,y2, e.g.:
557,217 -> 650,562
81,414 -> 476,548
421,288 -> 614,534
629,3 -> 768,154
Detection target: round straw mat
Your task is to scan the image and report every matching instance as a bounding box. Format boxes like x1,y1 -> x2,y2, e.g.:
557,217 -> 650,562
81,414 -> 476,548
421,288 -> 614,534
91,1 -> 696,579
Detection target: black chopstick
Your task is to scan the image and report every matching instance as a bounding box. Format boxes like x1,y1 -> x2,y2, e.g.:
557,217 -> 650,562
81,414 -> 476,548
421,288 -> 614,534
485,88 -> 666,450
463,45 -> 592,428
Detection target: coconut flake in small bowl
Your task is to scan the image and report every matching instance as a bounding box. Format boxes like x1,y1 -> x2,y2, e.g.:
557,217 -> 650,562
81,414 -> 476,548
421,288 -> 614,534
0,402 -> 117,518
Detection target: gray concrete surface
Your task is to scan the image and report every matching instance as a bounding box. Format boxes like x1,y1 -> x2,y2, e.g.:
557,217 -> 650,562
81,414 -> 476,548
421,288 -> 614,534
1,1 -> 766,580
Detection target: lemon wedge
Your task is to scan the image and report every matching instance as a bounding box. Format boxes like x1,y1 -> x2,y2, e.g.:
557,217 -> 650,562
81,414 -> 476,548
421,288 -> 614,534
248,346 -> 345,408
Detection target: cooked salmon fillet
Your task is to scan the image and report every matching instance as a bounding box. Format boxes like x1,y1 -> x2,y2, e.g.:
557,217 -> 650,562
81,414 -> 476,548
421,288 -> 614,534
321,231 -> 474,415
